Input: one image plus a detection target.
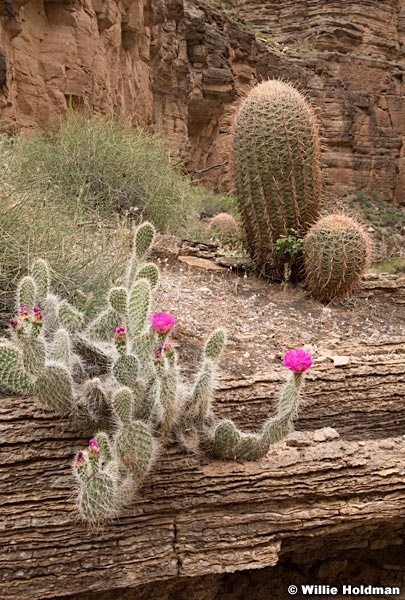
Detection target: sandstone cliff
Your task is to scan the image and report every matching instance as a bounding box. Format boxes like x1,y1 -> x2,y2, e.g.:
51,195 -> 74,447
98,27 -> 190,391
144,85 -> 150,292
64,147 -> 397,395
0,0 -> 404,203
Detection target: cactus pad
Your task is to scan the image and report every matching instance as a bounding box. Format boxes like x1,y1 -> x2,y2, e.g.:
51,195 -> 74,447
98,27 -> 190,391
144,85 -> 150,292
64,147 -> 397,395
50,328 -> 71,366
22,336 -> 46,376
31,259 -> 51,303
78,472 -> 117,524
136,263 -> 159,290
134,222 -> 155,261
34,363 -> 74,413
128,279 -> 150,338
108,287 -> 128,316
58,301 -> 84,332
17,276 -> 37,309
213,419 -> 241,458
115,421 -> 155,482
112,386 -> 134,425
0,344 -> 34,394
112,354 -> 139,388
204,328 -> 226,361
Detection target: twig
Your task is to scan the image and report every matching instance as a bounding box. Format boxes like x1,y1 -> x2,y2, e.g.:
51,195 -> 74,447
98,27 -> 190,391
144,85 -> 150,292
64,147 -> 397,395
194,163 -> 226,174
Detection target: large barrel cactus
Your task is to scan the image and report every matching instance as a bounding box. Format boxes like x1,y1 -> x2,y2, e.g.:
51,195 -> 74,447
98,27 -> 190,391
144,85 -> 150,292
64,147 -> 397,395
303,214 -> 372,302
231,79 -> 322,277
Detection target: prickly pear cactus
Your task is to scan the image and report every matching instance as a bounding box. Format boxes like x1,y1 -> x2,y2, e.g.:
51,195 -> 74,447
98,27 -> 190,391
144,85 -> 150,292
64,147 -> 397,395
0,219 -> 318,526
303,214 -> 372,302
231,79 -> 322,277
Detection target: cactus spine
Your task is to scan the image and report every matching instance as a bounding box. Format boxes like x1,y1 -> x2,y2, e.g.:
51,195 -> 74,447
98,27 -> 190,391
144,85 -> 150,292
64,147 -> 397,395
231,79 -> 322,277
303,214 -> 372,302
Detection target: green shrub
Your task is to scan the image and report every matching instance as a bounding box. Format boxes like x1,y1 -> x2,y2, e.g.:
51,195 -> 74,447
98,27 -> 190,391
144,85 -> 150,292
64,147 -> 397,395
0,194 -> 132,323
4,114 -> 194,233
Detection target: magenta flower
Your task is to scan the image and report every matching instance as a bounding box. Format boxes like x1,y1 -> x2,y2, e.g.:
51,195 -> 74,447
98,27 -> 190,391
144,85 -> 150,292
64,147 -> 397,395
75,451 -> 86,467
20,304 -> 30,318
114,326 -> 127,344
283,348 -> 313,372
150,312 -> 176,334
88,438 -> 100,456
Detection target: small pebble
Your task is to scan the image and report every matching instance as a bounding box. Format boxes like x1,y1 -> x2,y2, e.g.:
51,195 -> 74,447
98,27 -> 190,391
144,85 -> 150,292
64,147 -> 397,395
313,427 -> 340,442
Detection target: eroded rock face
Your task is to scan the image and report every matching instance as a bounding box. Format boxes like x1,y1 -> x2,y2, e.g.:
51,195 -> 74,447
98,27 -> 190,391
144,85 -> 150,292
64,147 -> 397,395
0,0 -> 404,203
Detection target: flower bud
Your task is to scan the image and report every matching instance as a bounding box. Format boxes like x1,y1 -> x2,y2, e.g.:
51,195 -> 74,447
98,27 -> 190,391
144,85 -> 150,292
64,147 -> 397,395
20,304 -> 30,319
114,326 -> 127,345
88,438 -> 100,457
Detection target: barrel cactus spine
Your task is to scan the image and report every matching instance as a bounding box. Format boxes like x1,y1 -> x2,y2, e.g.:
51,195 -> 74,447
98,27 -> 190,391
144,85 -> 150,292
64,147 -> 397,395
231,79 -> 322,278
303,213 -> 372,302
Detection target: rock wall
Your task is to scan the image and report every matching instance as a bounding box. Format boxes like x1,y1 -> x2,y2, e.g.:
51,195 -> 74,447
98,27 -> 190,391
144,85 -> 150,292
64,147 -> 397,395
0,0 -> 404,203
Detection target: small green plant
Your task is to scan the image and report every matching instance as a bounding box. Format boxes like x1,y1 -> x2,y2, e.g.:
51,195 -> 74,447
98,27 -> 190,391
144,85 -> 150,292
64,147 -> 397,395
272,229 -> 304,282
0,222 -> 314,525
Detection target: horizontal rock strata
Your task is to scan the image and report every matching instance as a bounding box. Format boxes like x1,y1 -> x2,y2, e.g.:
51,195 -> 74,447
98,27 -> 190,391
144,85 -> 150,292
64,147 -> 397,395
1,335 -> 404,598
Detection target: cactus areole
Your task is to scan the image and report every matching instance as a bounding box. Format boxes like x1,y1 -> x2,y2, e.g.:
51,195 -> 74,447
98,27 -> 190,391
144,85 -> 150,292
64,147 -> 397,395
231,79 -> 322,276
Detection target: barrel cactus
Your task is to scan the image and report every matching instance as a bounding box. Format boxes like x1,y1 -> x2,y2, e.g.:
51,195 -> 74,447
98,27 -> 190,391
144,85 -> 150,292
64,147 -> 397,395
303,214 -> 372,302
231,79 -> 322,277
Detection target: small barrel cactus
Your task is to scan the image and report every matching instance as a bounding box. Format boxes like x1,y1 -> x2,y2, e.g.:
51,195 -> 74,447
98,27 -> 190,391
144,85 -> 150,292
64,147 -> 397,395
303,213 -> 372,302
231,79 -> 322,277
208,213 -> 239,238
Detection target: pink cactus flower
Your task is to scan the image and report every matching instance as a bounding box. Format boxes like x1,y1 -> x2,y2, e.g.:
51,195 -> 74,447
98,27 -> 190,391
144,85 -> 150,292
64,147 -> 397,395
20,304 -> 30,318
88,438 -> 100,456
150,312 -> 176,334
75,451 -> 86,467
283,348 -> 313,373
114,326 -> 127,344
